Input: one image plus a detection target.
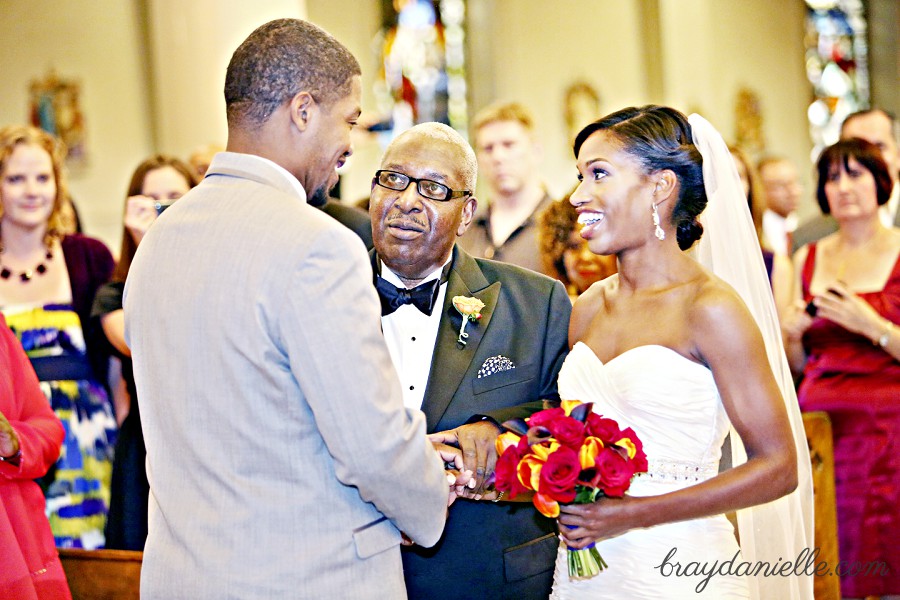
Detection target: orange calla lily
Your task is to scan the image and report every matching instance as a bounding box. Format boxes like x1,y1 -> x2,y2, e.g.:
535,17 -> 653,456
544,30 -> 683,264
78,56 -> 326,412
560,399 -> 581,416
615,437 -> 637,459
518,454 -> 544,490
579,436 -> 604,469
530,440 -> 559,461
495,431 -> 521,454
533,492 -> 560,518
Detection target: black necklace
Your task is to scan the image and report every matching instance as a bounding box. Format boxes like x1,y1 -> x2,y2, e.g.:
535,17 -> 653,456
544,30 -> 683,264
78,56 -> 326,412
0,243 -> 54,283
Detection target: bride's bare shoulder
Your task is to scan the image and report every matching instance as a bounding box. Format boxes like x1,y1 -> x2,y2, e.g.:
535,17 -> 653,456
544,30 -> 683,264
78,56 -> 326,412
569,274 -> 617,343
686,273 -> 758,341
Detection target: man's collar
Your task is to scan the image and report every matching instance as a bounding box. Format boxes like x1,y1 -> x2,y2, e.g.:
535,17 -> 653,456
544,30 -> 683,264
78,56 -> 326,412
207,152 -> 307,201
375,247 -> 456,289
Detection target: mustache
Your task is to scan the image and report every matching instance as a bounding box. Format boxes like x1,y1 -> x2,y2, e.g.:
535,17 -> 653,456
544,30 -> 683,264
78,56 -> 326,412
385,213 -> 426,228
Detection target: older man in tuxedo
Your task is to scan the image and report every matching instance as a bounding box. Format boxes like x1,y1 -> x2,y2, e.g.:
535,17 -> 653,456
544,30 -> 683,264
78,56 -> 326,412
125,19 -> 450,599
368,122 -> 572,599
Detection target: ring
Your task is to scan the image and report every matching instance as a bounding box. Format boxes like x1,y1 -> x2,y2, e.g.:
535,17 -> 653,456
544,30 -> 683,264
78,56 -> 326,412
493,490 -> 505,503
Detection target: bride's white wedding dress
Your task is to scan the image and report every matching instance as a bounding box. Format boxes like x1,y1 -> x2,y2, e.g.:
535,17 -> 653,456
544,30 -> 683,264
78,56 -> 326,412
550,342 -> 750,599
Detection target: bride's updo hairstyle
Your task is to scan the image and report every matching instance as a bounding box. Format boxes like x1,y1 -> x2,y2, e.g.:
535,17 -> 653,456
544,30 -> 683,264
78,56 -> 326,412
573,105 -> 706,250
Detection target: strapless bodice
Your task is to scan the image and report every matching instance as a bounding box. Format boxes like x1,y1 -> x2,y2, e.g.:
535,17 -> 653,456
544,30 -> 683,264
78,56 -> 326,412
558,342 -> 731,486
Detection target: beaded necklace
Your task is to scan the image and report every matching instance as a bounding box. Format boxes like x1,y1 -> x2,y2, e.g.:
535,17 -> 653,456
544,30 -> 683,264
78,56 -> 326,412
0,238 -> 54,283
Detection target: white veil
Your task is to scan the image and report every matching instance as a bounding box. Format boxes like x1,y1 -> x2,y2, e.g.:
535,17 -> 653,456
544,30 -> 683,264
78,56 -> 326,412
688,114 -> 814,600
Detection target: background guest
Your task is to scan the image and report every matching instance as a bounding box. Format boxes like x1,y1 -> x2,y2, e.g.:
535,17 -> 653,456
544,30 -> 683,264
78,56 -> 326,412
731,146 -> 793,318
783,138 -> 900,598
794,108 -> 900,251
459,101 -> 553,272
757,155 -> 802,256
91,154 -> 195,551
539,193 -> 617,298
0,125 -> 116,549
186,143 -> 223,184
1,314 -> 71,600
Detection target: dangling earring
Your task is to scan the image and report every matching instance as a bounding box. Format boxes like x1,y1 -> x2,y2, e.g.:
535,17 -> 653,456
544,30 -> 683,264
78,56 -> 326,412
652,203 -> 665,241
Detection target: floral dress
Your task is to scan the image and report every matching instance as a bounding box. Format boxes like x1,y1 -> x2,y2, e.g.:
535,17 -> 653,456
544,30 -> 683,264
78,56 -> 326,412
2,302 -> 117,549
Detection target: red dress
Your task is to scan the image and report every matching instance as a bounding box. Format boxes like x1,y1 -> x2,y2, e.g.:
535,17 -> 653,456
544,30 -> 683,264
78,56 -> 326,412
0,316 -> 71,600
798,243 -> 900,597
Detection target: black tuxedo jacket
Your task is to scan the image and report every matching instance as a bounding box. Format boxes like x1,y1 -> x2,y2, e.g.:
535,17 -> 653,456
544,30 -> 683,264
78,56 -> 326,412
373,247 -> 572,600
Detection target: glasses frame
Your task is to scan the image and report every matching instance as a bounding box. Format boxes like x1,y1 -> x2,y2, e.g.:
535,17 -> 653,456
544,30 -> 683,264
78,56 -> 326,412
373,169 -> 471,202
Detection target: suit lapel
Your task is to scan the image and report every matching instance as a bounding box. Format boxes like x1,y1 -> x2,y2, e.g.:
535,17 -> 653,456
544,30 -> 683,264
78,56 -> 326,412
422,248 -> 500,431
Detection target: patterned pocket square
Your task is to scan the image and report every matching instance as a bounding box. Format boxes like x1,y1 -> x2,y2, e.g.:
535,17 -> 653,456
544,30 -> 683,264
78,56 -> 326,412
477,355 -> 516,378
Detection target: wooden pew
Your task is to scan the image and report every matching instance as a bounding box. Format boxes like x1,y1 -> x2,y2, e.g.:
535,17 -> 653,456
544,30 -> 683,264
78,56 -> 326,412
58,548 -> 142,600
802,411 -> 840,600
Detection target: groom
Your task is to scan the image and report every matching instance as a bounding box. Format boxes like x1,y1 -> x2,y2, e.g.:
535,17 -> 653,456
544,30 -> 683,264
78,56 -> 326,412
125,20 -> 450,599
368,122 -> 572,599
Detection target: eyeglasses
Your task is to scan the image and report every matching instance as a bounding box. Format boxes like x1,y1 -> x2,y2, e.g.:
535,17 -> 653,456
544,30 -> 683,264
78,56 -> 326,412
373,170 -> 470,202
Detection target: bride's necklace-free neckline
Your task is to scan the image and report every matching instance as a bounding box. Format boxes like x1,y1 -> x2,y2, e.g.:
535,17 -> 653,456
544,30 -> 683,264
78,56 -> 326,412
0,241 -> 54,283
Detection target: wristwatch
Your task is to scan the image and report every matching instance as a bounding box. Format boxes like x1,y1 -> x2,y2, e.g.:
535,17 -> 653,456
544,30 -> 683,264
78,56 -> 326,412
877,322 -> 895,348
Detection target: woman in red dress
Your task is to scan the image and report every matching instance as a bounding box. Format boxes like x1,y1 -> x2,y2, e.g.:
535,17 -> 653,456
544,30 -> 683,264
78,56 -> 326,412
784,138 -> 900,598
1,314 -> 71,599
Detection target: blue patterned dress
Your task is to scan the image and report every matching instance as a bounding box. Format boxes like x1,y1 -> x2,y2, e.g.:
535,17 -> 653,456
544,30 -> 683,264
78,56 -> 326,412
3,302 -> 117,549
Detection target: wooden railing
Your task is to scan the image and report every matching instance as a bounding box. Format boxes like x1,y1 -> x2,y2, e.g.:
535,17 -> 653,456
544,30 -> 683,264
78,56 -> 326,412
803,411 -> 841,600
58,548 -> 142,600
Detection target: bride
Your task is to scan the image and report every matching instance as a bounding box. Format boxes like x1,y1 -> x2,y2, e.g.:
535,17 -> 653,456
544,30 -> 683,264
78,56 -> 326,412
549,106 -> 813,599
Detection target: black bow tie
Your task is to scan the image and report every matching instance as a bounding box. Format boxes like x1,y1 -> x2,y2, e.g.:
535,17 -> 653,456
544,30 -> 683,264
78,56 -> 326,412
375,276 -> 442,316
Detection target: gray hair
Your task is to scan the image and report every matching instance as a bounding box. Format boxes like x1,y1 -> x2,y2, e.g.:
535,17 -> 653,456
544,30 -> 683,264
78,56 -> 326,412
224,19 -> 360,128
385,122 -> 478,191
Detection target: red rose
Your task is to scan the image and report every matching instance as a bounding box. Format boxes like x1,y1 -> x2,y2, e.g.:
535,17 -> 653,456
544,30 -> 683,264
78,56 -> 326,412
527,407 -> 565,429
585,414 -> 622,444
548,416 -> 586,451
494,444 -> 529,498
537,446 -> 580,503
619,427 -> 649,472
594,446 -> 637,497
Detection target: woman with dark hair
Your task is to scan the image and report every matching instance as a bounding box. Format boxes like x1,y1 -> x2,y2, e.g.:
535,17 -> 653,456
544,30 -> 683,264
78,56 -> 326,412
783,138 -> 899,598
0,125 -> 116,549
91,155 -> 194,550
538,192 -> 617,299
549,106 -> 811,599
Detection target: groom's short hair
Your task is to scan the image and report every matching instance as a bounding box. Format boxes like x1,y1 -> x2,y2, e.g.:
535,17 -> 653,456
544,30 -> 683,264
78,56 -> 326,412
224,18 -> 360,129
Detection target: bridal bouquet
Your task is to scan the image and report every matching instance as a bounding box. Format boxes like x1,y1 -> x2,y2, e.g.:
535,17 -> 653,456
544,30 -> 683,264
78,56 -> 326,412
493,400 -> 648,580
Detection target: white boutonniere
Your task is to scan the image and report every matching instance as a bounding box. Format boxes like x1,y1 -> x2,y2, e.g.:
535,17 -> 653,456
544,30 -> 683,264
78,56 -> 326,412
452,295 -> 485,347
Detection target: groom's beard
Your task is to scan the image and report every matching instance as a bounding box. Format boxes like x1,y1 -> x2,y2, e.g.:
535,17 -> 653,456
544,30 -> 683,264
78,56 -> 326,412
308,186 -> 329,207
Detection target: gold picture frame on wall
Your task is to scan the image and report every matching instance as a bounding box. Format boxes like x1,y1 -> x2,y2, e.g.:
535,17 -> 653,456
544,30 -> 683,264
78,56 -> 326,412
30,69 -> 87,167
564,81 -> 601,149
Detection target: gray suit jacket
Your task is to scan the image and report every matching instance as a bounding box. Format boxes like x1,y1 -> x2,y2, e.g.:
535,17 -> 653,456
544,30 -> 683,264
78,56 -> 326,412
125,153 -> 447,600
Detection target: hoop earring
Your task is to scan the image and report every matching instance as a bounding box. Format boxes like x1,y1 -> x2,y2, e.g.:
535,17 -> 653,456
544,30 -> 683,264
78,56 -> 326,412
652,203 -> 665,241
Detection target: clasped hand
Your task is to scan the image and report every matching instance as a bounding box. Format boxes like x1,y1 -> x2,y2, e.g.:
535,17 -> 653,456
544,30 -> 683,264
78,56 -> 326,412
400,441 -> 476,547
428,420 -> 502,500
785,281 -> 883,340
431,441 -> 476,507
0,409 -> 20,459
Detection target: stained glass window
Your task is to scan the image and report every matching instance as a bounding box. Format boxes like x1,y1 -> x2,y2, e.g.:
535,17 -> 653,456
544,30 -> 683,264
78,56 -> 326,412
804,0 -> 869,160
373,0 -> 468,140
